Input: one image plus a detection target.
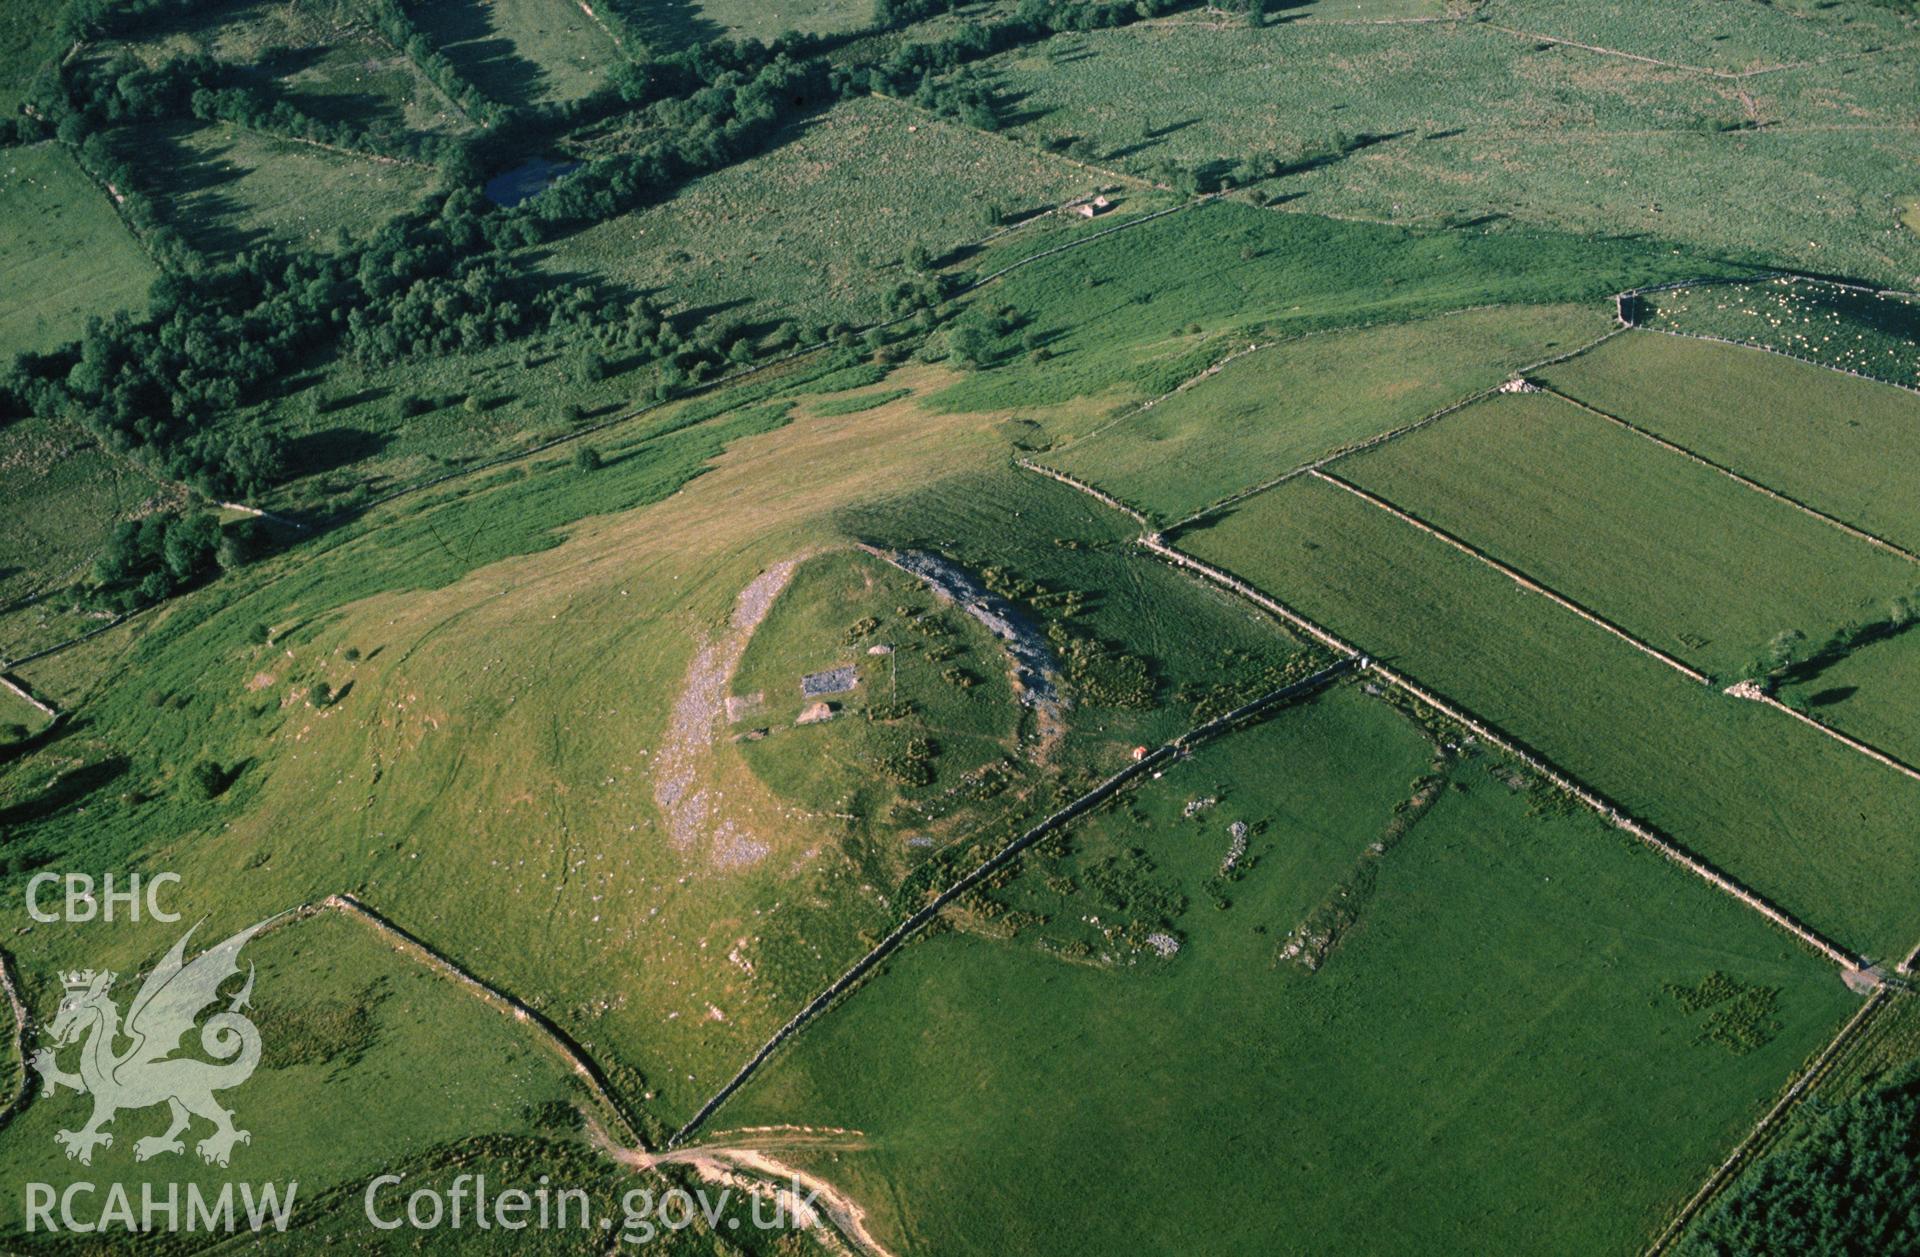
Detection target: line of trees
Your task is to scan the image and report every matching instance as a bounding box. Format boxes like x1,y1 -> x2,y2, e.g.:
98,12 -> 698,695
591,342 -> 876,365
366,0 -> 510,128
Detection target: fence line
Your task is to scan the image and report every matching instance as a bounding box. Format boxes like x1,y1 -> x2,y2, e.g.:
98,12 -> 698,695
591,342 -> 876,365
667,659 -> 1354,1149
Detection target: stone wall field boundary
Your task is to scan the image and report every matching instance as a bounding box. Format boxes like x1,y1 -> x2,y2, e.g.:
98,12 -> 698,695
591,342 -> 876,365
1170,323 -> 1632,530
0,898 -> 648,1152
0,949 -> 35,1133
1308,469 -> 1713,685
1138,536 -> 1865,973
666,658 -> 1354,1150
322,893 -> 644,1146
1538,387 -> 1920,566
0,673 -> 59,723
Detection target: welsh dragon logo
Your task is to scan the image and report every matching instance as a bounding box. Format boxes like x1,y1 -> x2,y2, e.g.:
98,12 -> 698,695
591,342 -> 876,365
32,919 -> 270,1167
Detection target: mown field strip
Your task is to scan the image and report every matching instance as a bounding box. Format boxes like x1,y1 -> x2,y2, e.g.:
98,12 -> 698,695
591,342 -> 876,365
1135,532 -> 1862,972
1644,985 -> 1892,1257
1307,468 -> 1712,685
671,659 -> 1356,1150
1541,386 -> 1920,566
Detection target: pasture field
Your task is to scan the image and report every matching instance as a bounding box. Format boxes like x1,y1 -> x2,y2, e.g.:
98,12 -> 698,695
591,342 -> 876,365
718,687 -> 1858,1256
1638,278 -> 1920,392
933,198 -> 1715,416
0,908 -> 594,1238
113,121 -> 437,261
1478,0 -> 1899,72
1039,301 -> 1610,521
270,36 -> 479,139
0,684 -> 47,736
545,95 -> 1106,331
0,418 -> 176,664
1179,475 -> 1920,962
1267,0 -> 1450,16
973,17 -> 1920,284
1337,391 -> 1920,680
0,145 -> 157,359
1539,331 -> 1920,554
1777,630 -> 1920,773
411,0 -> 624,107
677,0 -> 873,45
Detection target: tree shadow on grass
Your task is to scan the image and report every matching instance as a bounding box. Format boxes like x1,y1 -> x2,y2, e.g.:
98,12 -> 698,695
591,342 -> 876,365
284,427 -> 393,480
0,754 -> 129,829
409,0 -> 549,107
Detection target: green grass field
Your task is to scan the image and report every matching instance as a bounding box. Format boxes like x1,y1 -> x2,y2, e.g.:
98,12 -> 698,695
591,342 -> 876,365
731,548 -> 1026,840
115,121 -> 437,261
972,15 -> 1919,284
0,377 -> 1314,1136
1040,302 -> 1611,521
0,909 -> 595,1239
718,686 -> 1857,1255
1180,475 -> 1920,962
1479,0 -> 1895,72
0,146 -> 158,359
681,0 -> 873,45
412,0 -> 625,107
1541,331 -> 1920,555
932,198 -> 1721,416
1337,391 -> 1920,680
547,94 -> 1106,330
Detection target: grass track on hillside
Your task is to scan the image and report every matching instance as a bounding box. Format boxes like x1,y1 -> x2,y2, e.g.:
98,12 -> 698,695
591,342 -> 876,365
1040,302 -> 1611,521
720,687 -> 1857,1256
1180,475 -> 1920,961
1540,332 -> 1920,555
0,146 -> 157,358
1337,391 -> 1920,680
